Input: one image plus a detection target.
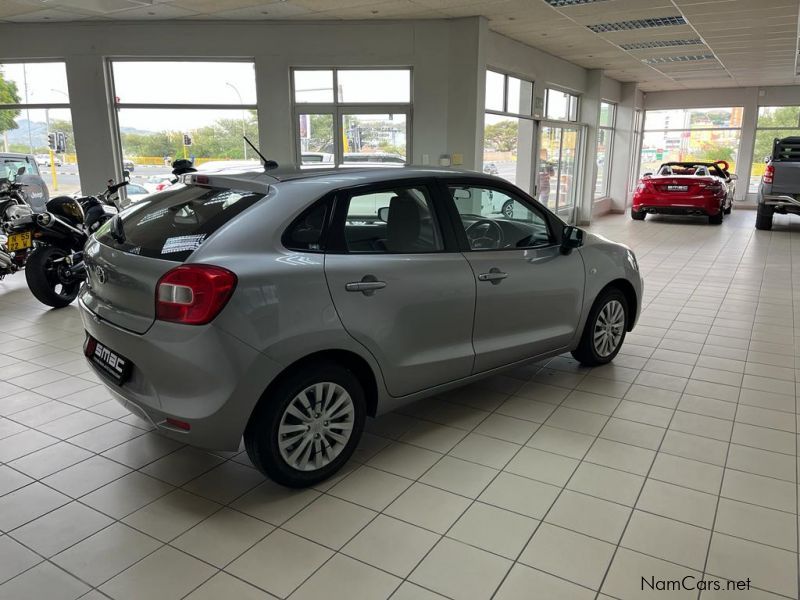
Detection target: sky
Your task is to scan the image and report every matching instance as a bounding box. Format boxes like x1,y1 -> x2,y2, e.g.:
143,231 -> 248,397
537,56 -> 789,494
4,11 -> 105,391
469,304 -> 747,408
1,61 -> 410,132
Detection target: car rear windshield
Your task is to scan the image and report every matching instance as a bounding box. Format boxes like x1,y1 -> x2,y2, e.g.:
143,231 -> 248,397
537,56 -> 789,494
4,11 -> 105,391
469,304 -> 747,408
96,184 -> 263,261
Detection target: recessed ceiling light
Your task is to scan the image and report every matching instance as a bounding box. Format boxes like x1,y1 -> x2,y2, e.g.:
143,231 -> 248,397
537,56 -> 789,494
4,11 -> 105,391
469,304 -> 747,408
545,0 -> 610,5
619,39 -> 702,50
587,16 -> 686,33
642,54 -> 715,64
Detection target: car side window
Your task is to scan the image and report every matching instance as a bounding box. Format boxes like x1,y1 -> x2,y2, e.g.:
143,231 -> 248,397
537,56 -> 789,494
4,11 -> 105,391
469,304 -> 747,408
283,201 -> 330,252
448,185 -> 552,251
342,186 -> 443,253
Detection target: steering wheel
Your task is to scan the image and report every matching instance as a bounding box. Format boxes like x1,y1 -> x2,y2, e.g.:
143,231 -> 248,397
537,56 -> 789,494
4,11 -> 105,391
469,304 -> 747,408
466,219 -> 504,249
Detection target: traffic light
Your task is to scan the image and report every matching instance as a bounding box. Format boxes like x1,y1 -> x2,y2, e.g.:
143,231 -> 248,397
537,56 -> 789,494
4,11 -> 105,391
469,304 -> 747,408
47,132 -> 56,151
183,133 -> 192,147
56,132 -> 67,153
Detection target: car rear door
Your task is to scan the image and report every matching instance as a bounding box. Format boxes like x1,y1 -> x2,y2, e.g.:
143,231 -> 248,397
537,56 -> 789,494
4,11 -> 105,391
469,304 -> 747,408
442,180 -> 585,373
324,181 -> 476,397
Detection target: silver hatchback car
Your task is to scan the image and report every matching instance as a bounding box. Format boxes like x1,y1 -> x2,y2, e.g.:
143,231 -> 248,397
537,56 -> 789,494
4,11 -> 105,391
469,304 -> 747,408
79,167 -> 642,487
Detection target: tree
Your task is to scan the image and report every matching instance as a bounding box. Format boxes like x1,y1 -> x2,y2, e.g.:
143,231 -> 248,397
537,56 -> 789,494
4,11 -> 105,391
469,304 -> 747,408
0,69 -> 21,145
753,106 -> 800,162
484,120 -> 519,153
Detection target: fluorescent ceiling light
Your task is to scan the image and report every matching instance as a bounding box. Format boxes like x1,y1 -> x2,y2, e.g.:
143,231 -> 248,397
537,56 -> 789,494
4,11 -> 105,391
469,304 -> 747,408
619,39 -> 703,50
587,16 -> 686,33
544,0 -> 610,6
642,54 -> 716,64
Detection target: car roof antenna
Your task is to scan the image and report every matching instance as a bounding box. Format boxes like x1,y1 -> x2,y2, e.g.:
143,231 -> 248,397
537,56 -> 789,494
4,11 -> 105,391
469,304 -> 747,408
243,136 -> 278,170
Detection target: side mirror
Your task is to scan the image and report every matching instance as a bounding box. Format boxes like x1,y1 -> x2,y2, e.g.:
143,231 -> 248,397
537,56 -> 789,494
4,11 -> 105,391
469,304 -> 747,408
377,206 -> 390,222
729,173 -> 738,181
560,225 -> 583,255
122,169 -> 131,181
17,166 -> 26,176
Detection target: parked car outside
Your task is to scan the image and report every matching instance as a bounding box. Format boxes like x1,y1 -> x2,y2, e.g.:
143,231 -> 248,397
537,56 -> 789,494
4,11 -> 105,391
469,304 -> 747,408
34,153 -> 63,167
124,182 -> 150,203
122,158 -> 135,172
80,166 -> 642,487
631,161 -> 735,225
756,136 -> 800,230
483,162 -> 499,175
0,153 -> 49,211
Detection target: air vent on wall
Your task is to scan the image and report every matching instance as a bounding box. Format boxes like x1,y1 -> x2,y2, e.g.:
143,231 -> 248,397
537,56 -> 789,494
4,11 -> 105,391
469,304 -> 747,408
587,16 -> 686,33
619,39 -> 702,50
642,54 -> 715,65
544,0 -> 610,6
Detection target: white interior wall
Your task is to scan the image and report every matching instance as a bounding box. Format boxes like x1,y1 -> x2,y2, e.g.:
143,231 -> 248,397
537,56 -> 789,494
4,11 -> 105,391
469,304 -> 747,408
0,19 -> 477,192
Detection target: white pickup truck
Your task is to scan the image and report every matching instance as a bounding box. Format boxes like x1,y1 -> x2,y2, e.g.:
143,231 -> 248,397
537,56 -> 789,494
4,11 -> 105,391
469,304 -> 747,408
756,136 -> 800,230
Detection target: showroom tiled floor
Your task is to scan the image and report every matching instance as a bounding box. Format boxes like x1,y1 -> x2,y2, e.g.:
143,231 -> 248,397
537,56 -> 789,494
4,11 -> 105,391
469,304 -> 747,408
0,209 -> 799,600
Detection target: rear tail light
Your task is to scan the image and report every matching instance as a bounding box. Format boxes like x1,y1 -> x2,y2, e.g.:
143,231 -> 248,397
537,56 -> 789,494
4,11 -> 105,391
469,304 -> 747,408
763,164 -> 774,184
156,264 -> 237,325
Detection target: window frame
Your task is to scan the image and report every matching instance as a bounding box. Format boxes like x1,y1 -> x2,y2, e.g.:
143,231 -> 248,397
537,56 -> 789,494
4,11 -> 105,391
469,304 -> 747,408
594,101 -> 616,200
545,88 -> 580,123
325,179 -> 457,255
107,57 -> 259,193
438,177 -> 559,253
291,67 -> 413,168
484,69 -> 533,118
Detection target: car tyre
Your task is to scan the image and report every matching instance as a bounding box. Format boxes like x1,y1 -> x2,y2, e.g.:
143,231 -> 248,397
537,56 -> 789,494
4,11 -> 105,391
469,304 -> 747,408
630,208 -> 646,221
755,205 -> 773,230
708,207 -> 723,225
244,362 -> 366,488
571,287 -> 628,367
501,200 -> 514,218
723,199 -> 732,215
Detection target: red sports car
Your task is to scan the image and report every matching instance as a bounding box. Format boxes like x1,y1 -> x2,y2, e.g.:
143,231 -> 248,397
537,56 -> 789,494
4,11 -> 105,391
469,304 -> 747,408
631,161 -> 736,224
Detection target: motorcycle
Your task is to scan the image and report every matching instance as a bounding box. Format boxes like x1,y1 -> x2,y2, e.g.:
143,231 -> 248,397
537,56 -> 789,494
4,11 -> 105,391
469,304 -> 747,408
5,179 -> 127,308
0,167 -> 36,278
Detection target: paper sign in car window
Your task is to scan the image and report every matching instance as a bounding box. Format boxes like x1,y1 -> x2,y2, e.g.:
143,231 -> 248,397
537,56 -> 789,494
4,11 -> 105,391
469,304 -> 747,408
161,234 -> 207,255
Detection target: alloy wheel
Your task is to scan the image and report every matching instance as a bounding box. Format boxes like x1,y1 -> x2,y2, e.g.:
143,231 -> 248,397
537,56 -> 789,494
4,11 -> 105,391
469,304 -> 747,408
593,299 -> 625,358
277,381 -> 355,472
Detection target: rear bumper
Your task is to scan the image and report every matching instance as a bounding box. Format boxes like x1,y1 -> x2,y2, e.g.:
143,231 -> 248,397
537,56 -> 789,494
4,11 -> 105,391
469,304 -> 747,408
79,298 -> 282,451
760,194 -> 800,213
632,192 -> 723,215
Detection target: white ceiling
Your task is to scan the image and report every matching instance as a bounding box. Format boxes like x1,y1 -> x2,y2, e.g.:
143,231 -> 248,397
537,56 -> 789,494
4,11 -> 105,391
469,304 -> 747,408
2,0 -> 799,91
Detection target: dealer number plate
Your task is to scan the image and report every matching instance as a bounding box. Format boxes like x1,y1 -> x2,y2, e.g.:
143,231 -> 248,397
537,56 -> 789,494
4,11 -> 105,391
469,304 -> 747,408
84,335 -> 132,385
6,231 -> 32,251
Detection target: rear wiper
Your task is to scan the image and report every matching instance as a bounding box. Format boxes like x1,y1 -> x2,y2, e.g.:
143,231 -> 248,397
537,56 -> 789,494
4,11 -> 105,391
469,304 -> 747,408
110,214 -> 126,243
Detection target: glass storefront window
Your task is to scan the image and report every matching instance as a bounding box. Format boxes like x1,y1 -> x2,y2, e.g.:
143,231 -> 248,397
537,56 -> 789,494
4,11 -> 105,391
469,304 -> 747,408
482,113 -> 534,188
640,106 -> 743,185
112,61 -> 257,105
111,60 -> 259,193
337,70 -> 410,103
291,68 -> 412,167
595,102 -> 615,199
483,70 -> 535,191
546,89 -> 579,122
341,114 -> 407,165
749,106 -> 800,193
294,70 -> 334,103
0,62 -> 79,195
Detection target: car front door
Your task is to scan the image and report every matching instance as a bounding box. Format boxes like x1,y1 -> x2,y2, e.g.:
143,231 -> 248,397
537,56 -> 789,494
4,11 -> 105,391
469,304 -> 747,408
324,182 -> 476,397
444,181 -> 585,373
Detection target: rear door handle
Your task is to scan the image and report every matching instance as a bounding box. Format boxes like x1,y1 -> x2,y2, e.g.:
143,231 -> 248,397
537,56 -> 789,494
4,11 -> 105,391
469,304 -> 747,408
477,268 -> 508,284
345,275 -> 386,296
